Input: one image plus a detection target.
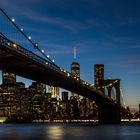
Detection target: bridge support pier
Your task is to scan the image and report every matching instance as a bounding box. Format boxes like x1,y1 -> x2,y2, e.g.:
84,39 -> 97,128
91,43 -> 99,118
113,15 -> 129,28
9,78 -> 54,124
98,103 -> 121,124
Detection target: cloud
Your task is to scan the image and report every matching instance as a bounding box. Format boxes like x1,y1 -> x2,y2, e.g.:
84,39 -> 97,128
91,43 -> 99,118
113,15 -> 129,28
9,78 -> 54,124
110,56 -> 140,75
22,12 -> 89,32
100,35 -> 140,50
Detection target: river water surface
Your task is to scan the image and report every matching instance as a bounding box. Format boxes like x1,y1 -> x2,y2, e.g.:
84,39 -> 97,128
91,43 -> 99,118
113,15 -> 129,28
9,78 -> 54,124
0,123 -> 140,140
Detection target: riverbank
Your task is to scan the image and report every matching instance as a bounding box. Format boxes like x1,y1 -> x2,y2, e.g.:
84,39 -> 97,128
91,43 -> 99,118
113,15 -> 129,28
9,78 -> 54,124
0,117 -> 140,124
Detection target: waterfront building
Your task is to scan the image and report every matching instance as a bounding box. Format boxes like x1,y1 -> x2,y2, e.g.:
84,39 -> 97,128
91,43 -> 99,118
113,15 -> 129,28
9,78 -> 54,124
60,91 -> 69,118
62,91 -> 68,101
29,82 -> 46,93
2,71 -> 16,85
48,86 -> 59,99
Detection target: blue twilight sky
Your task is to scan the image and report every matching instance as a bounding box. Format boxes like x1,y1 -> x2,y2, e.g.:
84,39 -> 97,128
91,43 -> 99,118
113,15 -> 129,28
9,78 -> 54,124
0,0 -> 140,110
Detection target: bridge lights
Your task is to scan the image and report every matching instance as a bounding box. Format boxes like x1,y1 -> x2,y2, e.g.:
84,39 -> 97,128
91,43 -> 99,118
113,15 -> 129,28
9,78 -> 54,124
7,42 -> 10,46
12,43 -> 17,49
45,62 -> 49,65
41,50 -> 44,53
52,60 -> 55,63
20,28 -> 24,31
47,55 -> 50,58
28,36 -> 31,40
34,42 -> 39,49
11,18 -> 15,22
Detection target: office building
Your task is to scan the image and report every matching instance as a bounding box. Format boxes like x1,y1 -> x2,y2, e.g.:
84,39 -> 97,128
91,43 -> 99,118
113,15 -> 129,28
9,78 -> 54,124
71,62 -> 80,78
2,71 -> 16,85
94,64 -> 104,88
71,48 -> 80,99
62,91 -> 68,101
29,82 -> 46,93
48,86 -> 59,99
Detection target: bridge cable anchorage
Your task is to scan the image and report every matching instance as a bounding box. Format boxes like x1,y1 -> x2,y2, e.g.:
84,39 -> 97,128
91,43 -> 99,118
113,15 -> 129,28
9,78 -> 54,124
0,7 -> 58,67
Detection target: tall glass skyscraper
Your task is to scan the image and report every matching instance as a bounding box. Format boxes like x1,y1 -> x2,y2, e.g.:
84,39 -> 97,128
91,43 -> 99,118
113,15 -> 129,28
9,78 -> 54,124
71,62 -> 80,78
94,64 -> 104,88
71,48 -> 80,98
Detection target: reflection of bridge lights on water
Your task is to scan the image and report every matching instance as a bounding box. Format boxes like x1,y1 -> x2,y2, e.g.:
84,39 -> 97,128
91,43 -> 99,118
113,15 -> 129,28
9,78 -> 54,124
46,126 -> 64,139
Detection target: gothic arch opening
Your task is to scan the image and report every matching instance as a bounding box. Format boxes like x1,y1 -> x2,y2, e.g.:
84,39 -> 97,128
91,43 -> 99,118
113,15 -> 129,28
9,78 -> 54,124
104,87 -> 108,96
111,86 -> 116,100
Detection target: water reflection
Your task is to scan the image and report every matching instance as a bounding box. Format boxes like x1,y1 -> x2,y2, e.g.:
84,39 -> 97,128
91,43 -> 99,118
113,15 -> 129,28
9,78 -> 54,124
46,126 -> 64,139
0,124 -> 140,140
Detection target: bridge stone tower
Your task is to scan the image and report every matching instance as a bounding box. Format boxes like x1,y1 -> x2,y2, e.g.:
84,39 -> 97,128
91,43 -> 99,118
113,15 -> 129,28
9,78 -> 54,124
93,65 -> 121,124
98,79 -> 121,124
104,79 -> 121,104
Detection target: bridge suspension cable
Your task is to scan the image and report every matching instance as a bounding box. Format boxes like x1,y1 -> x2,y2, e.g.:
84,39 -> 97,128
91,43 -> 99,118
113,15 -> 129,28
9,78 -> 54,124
0,7 -> 57,67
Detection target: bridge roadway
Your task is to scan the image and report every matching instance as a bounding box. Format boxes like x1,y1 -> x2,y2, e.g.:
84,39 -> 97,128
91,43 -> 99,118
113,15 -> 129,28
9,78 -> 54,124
0,33 -> 121,124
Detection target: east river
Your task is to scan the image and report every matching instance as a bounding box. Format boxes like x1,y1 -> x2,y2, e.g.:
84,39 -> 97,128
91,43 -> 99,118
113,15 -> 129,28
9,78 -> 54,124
0,123 -> 140,140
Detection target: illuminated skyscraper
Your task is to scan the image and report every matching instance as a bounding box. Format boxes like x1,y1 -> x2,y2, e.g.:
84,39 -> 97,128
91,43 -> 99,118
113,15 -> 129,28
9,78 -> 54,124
2,71 -> 16,85
71,62 -> 80,78
71,48 -> 80,98
48,86 -> 59,99
71,48 -> 80,78
94,64 -> 104,88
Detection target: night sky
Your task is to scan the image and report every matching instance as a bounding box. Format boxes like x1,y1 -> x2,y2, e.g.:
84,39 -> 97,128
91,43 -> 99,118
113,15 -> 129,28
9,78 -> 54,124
0,0 -> 140,110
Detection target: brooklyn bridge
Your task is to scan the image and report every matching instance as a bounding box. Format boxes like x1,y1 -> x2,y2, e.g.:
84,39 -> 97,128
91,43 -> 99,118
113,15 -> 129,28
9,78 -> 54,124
0,8 -> 130,124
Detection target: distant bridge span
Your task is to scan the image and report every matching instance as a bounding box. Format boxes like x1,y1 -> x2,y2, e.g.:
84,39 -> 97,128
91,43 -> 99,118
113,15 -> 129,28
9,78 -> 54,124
0,33 -> 121,124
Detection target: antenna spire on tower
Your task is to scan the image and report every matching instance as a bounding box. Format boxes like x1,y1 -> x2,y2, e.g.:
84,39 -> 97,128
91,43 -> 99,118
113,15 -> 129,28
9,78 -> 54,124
74,47 -> 76,60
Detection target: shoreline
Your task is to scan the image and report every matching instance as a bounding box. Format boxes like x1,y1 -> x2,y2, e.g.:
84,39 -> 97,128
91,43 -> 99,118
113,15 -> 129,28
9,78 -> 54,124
0,117 -> 140,125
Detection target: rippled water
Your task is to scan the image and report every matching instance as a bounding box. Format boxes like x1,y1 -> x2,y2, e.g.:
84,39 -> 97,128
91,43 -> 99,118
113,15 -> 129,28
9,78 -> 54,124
0,123 -> 140,140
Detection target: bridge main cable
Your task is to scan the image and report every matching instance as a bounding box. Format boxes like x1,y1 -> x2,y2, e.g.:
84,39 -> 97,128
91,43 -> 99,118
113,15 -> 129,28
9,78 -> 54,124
0,7 -> 58,67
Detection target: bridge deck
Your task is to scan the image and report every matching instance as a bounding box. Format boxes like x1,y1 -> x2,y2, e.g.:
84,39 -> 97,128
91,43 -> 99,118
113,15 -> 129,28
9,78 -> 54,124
0,33 -> 115,105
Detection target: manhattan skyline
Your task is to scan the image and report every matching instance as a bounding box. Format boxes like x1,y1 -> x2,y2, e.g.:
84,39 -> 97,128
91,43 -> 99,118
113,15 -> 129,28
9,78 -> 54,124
0,0 -> 140,110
